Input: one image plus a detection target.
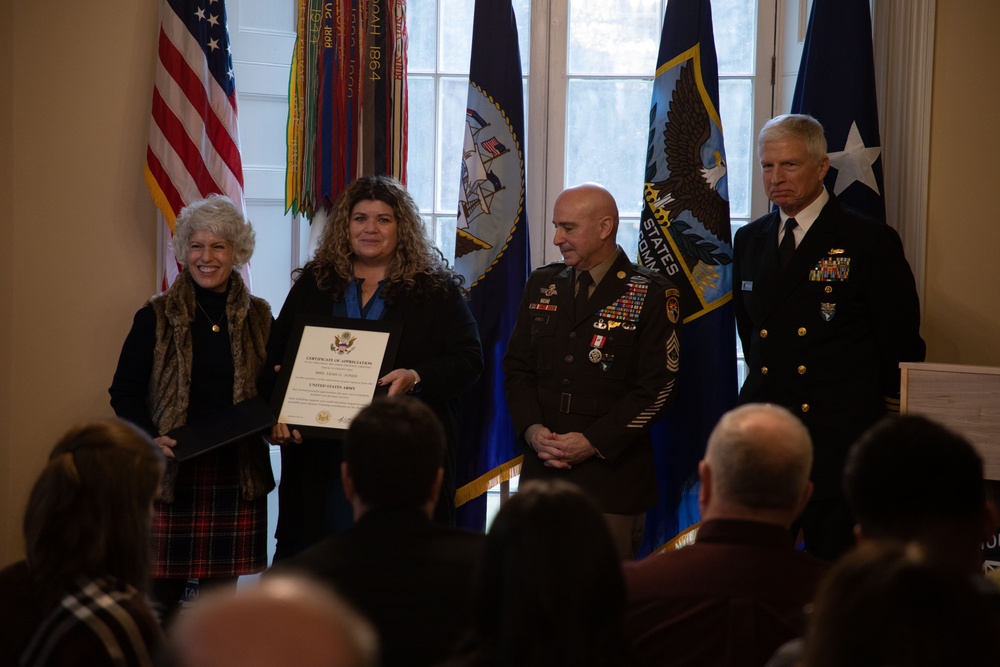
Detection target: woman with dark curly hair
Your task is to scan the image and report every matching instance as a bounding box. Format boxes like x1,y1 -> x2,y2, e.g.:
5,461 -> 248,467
266,175 -> 483,559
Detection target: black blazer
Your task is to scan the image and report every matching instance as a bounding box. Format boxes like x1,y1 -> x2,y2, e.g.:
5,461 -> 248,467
733,195 -> 925,498
268,506 -> 484,667
265,267 -> 483,546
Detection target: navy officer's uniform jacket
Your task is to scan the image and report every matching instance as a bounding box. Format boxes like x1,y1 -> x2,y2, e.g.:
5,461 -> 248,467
733,195 -> 925,500
503,247 -> 681,514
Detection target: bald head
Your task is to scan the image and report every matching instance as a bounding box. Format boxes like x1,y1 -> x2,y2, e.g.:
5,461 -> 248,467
700,404 -> 813,525
170,576 -> 378,667
552,183 -> 620,270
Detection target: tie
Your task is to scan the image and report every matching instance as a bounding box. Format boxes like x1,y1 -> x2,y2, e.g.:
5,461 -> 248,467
574,270 -> 593,319
778,218 -> 798,269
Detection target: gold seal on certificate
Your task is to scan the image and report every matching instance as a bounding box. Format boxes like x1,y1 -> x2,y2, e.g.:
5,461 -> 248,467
272,316 -> 401,438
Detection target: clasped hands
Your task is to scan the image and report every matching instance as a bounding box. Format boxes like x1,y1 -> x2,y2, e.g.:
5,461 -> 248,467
525,424 -> 598,469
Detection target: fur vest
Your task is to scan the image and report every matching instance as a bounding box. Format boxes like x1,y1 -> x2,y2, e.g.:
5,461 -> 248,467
148,271 -> 274,502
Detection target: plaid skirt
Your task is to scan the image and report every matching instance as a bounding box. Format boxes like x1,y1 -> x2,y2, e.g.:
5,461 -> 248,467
151,447 -> 267,579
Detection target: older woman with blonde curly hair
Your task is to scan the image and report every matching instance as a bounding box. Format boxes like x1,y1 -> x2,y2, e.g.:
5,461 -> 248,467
109,194 -> 274,624
266,175 -> 483,559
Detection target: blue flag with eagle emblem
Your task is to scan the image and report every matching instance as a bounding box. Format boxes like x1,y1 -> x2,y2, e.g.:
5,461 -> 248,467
791,0 -> 885,222
452,0 -> 530,531
637,0 -> 737,555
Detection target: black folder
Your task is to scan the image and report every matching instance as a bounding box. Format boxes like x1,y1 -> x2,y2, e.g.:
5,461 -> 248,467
167,396 -> 276,462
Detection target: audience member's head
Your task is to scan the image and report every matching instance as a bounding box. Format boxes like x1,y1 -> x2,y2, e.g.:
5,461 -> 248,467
24,418 -> 164,604
169,575 -> 378,667
699,403 -> 813,526
844,414 -> 995,573
803,539 -> 1000,667
343,396 -> 446,517
464,479 -> 637,667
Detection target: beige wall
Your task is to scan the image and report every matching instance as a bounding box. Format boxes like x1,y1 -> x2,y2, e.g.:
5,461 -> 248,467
925,0 -> 1000,366
2,2 -> 160,563
3,2 -> 999,566
1,0 -> 14,565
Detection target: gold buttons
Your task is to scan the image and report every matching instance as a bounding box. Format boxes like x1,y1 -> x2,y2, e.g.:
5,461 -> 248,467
797,327 -> 807,336
760,329 -> 768,338
797,365 -> 807,375
800,403 -> 810,413
761,367 -> 768,375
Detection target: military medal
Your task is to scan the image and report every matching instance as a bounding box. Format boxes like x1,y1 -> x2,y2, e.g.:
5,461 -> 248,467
588,348 -> 603,363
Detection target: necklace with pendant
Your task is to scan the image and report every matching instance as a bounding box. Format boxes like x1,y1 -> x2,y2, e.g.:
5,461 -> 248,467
195,300 -> 225,333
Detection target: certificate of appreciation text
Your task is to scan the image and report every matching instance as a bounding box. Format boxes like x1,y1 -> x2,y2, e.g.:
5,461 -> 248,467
273,318 -> 400,435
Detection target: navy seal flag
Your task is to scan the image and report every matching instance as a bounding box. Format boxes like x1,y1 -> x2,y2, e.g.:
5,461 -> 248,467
452,0 -> 530,530
791,0 -> 885,222
638,0 -> 737,554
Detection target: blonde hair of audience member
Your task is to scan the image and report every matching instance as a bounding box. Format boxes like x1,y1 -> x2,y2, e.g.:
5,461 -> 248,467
803,540 -> 1000,667
700,403 -> 813,526
170,575 -> 378,667
24,419 -> 164,605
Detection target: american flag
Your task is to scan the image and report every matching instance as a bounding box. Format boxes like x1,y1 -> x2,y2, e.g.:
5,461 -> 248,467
480,137 -> 506,157
145,0 -> 245,286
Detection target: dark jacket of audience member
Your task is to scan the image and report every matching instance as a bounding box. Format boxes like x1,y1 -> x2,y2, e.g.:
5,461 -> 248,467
844,413 -> 997,575
0,420 -> 165,666
441,479 -> 640,667
269,397 -> 483,667
803,540 -> 1000,667
624,404 -> 828,667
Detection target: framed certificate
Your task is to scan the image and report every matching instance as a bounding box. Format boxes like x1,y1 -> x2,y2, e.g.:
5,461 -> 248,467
271,316 -> 402,438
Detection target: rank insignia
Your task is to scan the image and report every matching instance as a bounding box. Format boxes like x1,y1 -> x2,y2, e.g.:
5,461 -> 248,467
544,284 -> 557,296
588,348 -> 604,363
820,302 -> 836,321
666,295 -> 680,324
594,318 -> 608,330
590,334 -> 607,348
529,303 -> 558,312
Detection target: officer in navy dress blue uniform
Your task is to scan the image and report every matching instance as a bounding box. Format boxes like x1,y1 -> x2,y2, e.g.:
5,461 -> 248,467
733,115 -> 925,560
504,183 -> 681,559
